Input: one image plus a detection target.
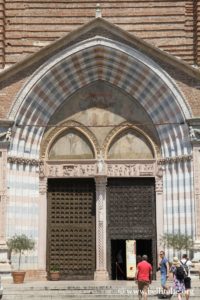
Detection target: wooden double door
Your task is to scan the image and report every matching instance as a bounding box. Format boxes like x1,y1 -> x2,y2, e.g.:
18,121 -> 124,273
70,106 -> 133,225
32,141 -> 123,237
47,177 -> 156,279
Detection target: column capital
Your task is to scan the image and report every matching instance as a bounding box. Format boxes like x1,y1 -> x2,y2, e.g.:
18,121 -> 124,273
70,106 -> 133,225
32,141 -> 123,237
95,176 -> 107,186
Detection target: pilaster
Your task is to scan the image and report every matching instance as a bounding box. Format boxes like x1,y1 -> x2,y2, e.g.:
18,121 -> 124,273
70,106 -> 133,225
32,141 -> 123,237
187,118 -> 200,259
155,165 -> 164,249
38,171 -> 47,270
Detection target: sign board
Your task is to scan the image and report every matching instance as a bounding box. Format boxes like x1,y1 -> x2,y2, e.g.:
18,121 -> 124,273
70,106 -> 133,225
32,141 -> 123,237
126,240 -> 136,279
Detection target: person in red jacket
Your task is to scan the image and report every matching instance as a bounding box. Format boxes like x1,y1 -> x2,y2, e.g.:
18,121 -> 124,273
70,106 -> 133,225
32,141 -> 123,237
135,255 -> 152,300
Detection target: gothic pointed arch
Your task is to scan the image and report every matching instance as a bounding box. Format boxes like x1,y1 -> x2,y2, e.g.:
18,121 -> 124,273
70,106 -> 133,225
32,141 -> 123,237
40,120 -> 100,160
9,37 -> 192,160
104,123 -> 158,160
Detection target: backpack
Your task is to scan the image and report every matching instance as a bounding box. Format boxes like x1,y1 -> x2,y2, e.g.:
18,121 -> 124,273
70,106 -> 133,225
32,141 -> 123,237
176,265 -> 186,280
181,261 -> 189,276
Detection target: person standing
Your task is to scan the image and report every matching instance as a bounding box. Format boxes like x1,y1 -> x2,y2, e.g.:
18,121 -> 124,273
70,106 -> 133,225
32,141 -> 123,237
181,254 -> 192,300
158,251 -> 170,297
171,257 -> 185,300
135,255 -> 152,300
116,248 -> 125,280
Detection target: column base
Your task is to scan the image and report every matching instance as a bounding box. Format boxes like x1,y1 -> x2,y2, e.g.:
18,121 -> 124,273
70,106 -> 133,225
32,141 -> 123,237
94,270 -> 109,281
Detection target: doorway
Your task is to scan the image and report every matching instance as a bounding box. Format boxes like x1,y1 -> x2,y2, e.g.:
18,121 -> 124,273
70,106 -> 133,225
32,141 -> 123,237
111,239 -> 153,280
107,178 -> 157,279
111,239 -> 126,280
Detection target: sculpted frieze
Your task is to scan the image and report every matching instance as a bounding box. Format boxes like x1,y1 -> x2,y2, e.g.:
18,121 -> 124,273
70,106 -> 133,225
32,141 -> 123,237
107,163 -> 155,177
45,161 -> 156,177
46,164 -> 96,177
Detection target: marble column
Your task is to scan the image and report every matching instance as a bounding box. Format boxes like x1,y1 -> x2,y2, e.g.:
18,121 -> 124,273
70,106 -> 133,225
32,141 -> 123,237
94,176 -> 109,280
193,145 -> 200,260
155,165 -> 164,265
38,175 -> 47,270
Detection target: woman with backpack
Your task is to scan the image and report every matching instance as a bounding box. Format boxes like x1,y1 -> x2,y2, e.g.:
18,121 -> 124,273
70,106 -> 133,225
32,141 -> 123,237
170,257 -> 185,300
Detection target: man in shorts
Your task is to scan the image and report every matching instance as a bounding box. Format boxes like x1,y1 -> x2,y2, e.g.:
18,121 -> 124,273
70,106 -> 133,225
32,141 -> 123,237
135,255 -> 152,300
158,251 -> 170,297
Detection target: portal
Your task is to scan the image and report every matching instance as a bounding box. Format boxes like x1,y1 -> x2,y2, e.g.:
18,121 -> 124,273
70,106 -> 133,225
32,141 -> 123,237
111,239 -> 153,280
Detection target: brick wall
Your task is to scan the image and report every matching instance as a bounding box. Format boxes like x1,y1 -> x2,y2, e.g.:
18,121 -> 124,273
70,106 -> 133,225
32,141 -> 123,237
196,1 -> 200,65
0,0 -> 199,70
0,0 -> 5,68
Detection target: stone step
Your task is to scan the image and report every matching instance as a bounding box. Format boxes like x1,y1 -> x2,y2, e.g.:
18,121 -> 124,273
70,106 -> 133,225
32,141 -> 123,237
2,295 -> 200,300
2,280 -> 200,299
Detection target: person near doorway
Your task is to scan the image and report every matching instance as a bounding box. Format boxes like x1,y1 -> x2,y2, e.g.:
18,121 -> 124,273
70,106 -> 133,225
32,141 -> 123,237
181,254 -> 192,300
136,255 -> 142,265
116,248 -> 125,280
158,250 -> 170,297
170,257 -> 185,300
135,254 -> 152,300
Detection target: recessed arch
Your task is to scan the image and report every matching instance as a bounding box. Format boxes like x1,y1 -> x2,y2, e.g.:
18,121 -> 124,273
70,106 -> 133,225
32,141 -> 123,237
108,130 -> 154,160
48,129 -> 95,160
40,120 -> 100,160
103,123 -> 158,160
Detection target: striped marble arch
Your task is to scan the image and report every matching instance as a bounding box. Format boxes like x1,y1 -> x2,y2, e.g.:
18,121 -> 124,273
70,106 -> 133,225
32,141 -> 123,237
9,37 -> 192,158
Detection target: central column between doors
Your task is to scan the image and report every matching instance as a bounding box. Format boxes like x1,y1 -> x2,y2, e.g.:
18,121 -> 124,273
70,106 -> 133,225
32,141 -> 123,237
94,176 -> 109,280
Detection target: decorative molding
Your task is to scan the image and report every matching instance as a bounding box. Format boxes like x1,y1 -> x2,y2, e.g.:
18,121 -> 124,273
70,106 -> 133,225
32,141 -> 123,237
155,177 -> 163,193
189,126 -> 200,143
158,155 -> 192,164
46,163 -> 96,177
155,165 -> 163,193
107,161 -> 156,177
44,161 -> 157,178
7,156 -> 40,166
39,161 -> 45,178
40,120 -> 100,160
39,177 -> 47,195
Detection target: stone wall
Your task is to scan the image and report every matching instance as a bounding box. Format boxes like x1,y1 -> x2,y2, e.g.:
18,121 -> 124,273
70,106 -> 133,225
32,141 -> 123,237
0,0 -> 199,69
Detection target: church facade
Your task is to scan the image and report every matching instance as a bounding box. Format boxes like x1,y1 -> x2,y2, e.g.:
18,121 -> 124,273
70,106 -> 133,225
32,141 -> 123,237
0,3 -> 200,280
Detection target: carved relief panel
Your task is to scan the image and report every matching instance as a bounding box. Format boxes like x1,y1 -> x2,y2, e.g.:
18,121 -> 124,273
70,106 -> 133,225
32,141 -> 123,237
44,161 -> 156,178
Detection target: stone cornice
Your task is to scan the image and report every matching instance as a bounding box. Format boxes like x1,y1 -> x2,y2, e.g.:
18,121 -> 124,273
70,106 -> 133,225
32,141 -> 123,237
7,155 -> 192,167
